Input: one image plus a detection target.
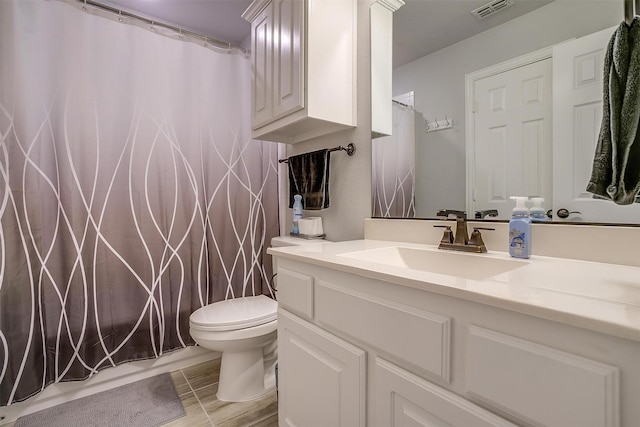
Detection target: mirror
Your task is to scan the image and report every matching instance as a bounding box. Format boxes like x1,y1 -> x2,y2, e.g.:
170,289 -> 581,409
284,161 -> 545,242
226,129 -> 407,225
373,0 -> 640,224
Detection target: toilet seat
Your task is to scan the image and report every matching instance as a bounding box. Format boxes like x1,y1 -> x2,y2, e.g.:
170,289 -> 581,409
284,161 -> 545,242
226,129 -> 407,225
190,295 -> 277,332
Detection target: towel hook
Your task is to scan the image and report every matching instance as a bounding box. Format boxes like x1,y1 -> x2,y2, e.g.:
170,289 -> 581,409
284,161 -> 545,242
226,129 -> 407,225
434,117 -> 440,128
445,115 -> 450,126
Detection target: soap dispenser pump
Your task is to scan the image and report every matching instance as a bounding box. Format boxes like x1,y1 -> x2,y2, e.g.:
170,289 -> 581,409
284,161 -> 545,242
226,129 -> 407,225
530,197 -> 547,221
509,196 -> 531,259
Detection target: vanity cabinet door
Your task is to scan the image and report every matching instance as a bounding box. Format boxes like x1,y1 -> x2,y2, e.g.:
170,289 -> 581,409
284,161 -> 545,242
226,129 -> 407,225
278,309 -> 366,427
374,357 -> 516,427
465,325 -> 620,427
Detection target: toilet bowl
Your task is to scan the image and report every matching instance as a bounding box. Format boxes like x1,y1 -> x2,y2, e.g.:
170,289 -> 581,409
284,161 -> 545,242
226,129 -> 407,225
189,294 -> 278,402
189,236 -> 330,402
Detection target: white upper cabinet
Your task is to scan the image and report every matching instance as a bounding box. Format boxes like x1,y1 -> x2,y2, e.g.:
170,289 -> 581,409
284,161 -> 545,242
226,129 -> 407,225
243,0 -> 357,144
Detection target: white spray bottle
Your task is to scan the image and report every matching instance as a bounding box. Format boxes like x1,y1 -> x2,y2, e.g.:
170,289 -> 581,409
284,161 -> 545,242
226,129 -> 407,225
292,194 -> 303,235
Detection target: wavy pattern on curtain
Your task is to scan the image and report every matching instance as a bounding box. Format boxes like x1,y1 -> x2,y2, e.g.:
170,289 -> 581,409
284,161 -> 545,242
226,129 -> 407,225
372,104 -> 416,218
0,0 -> 278,405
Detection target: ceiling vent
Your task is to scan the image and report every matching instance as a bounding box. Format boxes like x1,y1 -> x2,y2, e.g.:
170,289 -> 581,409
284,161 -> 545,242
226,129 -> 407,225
471,0 -> 515,20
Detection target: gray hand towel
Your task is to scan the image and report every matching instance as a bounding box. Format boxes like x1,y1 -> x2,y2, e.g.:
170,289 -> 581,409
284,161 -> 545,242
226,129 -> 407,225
587,17 -> 640,204
288,149 -> 331,210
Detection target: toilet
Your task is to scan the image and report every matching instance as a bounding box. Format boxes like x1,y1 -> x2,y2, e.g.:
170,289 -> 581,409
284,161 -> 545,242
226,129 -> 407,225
189,294 -> 278,402
189,236 -> 329,402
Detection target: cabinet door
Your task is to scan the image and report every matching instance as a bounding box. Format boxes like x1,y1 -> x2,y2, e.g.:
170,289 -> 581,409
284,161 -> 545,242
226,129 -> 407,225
272,0 -> 304,119
251,2 -> 273,129
278,309 -> 366,427
465,325 -> 619,427
374,358 -> 516,427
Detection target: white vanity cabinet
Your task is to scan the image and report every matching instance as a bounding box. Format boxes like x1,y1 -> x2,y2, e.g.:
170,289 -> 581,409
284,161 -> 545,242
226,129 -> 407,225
242,0 -> 357,144
274,257 -> 640,427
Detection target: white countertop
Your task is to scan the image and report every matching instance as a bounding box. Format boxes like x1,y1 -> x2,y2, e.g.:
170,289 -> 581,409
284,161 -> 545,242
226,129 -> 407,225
268,239 -> 640,342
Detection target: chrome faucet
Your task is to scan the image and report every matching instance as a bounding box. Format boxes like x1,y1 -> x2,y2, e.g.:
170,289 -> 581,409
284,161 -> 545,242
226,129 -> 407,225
435,210 -> 494,253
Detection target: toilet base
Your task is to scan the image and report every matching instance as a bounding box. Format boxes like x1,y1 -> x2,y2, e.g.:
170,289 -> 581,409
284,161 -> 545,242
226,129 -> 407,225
217,349 -> 276,402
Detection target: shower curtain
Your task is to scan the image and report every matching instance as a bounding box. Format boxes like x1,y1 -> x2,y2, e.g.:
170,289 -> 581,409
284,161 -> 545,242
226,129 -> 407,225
0,0 -> 278,405
372,103 -> 416,217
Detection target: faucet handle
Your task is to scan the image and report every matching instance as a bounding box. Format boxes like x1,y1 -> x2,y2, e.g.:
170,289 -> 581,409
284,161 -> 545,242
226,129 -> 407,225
468,227 -> 495,252
434,225 -> 454,244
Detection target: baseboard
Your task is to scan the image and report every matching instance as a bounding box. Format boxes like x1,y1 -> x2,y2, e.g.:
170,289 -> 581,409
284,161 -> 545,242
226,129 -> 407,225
0,346 -> 219,425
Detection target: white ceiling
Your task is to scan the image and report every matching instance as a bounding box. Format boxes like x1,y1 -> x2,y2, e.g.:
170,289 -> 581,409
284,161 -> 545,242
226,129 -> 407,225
393,0 -> 553,68
99,0 -> 553,67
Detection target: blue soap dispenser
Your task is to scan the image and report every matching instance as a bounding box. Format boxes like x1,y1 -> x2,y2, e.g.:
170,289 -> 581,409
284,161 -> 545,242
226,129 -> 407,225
509,196 -> 531,259
530,197 -> 547,222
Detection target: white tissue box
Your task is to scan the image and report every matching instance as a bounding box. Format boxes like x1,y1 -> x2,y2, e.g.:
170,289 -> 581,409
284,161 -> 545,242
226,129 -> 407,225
298,217 -> 323,236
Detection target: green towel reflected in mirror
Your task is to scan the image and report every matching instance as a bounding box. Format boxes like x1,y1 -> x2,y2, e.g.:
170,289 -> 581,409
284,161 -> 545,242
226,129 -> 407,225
588,17 -> 640,205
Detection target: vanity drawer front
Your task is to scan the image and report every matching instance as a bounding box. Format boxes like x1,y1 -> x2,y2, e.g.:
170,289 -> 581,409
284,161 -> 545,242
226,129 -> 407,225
316,280 -> 451,382
465,325 -> 619,427
374,357 -> 516,427
277,267 -> 314,320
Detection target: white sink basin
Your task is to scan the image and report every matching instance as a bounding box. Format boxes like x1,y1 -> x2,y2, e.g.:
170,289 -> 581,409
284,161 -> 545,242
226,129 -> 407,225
338,246 -> 527,281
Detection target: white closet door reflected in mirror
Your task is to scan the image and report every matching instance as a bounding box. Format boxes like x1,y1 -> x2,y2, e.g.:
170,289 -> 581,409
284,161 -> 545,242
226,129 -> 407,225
466,26 -> 640,223
468,53 -> 552,221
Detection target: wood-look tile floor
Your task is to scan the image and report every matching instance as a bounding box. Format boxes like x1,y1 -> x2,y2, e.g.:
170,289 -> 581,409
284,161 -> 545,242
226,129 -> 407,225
166,359 -> 278,427
3,358 -> 278,427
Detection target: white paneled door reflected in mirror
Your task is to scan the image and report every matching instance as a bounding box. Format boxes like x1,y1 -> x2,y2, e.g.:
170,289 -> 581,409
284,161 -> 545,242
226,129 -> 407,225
381,0 -> 640,224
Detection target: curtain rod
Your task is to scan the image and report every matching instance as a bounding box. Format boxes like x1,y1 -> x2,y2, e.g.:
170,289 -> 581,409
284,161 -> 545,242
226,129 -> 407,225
76,0 -> 249,54
278,144 -> 356,163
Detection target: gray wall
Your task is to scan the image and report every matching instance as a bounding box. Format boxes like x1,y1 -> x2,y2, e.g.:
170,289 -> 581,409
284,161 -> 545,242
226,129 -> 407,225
282,0 -> 372,242
393,0 -> 623,218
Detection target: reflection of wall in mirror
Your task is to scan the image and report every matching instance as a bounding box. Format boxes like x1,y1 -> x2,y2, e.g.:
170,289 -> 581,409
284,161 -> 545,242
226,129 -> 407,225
392,0 -> 622,219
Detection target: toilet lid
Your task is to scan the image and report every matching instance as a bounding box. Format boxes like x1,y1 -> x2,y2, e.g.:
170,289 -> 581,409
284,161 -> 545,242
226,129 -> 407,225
190,295 -> 277,331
